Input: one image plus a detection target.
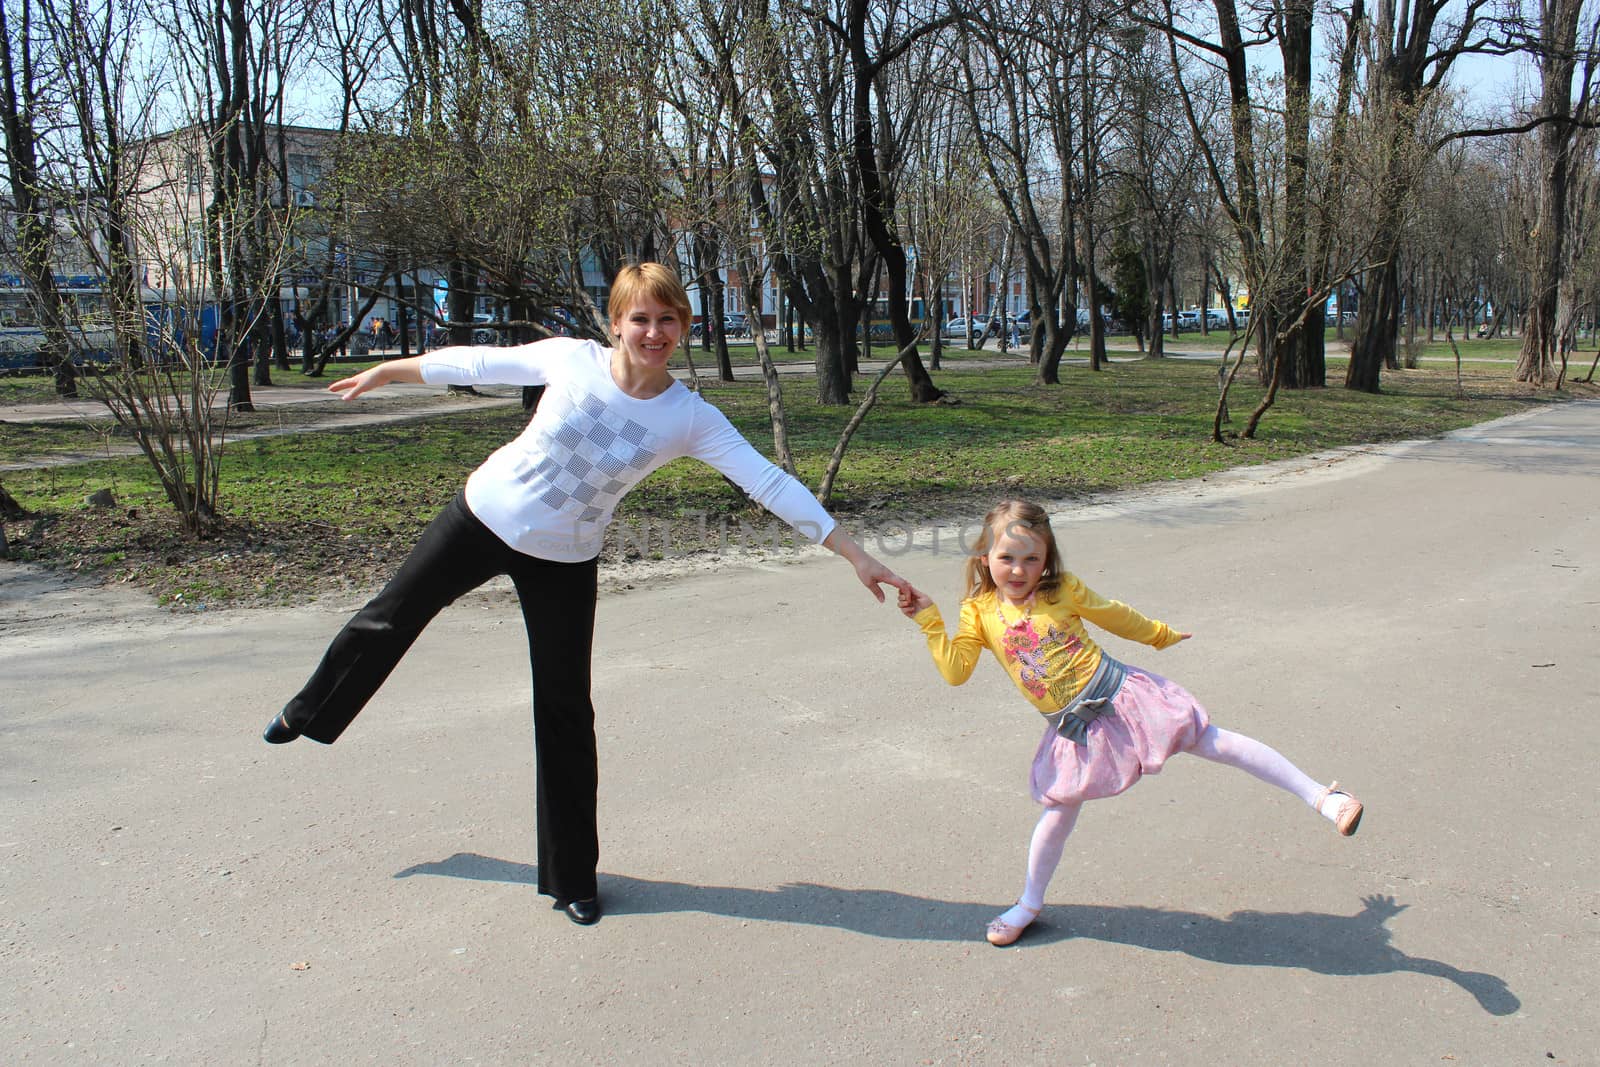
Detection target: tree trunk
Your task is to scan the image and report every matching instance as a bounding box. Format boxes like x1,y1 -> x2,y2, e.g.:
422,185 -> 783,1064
711,272 -> 732,382
812,314 -> 851,405
1348,260 -> 1399,392
744,268 -> 795,473
1077,219 -> 1108,372
1036,319 -> 1068,384
846,2 -> 943,404
0,0 -> 78,396
1516,0 -> 1583,384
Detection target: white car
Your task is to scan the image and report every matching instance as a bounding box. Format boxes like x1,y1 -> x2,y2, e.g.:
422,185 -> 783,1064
941,316 -> 995,340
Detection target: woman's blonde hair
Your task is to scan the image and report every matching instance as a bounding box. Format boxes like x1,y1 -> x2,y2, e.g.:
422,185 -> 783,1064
607,262 -> 693,336
963,499 -> 1065,600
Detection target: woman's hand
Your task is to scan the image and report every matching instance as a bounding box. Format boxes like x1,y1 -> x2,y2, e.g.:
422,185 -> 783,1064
825,529 -> 910,603
327,356 -> 426,401
328,365 -> 389,401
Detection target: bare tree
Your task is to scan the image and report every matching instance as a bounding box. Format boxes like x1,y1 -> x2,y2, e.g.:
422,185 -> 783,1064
1113,24 -> 1204,363
1343,0 -> 1510,392
1160,0 -> 1373,435
831,0 -> 952,402
154,0 -> 313,411
1514,0 -> 1600,385
6,0 -> 294,531
954,0 -> 1090,382
736,0 -> 878,405
661,0 -> 747,382
0,0 -> 79,396
900,71 -> 989,366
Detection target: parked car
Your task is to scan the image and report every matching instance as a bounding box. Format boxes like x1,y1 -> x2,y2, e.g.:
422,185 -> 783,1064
1075,308 -> 1114,332
1205,308 -> 1233,329
941,316 -> 996,341
691,312 -> 751,338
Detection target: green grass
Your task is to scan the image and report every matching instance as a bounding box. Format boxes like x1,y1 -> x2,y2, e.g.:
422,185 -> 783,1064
678,338 -> 998,367
4,356 -> 1564,532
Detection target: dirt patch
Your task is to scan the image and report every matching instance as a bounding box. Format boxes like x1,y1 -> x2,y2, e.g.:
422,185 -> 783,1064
0,482 -> 1002,611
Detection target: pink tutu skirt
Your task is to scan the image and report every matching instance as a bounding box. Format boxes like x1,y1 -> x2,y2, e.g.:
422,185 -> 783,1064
1029,667 -> 1210,806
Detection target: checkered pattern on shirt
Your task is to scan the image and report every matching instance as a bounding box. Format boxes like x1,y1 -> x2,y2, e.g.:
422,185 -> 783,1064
529,392 -> 660,523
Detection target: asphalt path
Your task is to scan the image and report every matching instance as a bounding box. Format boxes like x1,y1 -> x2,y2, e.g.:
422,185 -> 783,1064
2,400 -> 1597,1064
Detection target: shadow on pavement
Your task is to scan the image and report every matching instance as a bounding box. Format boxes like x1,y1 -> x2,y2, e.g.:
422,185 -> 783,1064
395,853 -> 1517,1016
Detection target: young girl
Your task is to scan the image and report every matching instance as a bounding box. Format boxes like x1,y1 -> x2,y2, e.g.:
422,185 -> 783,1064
264,262 -> 909,927
898,500 -> 1363,946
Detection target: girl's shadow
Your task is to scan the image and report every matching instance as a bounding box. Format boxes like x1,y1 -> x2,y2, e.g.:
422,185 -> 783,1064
395,853 -> 1517,1016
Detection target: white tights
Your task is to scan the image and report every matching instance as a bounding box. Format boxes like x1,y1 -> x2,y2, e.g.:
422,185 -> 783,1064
1001,725 -> 1326,923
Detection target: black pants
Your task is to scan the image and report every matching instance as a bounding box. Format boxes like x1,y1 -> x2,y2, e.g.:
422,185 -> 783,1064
282,493 -> 600,903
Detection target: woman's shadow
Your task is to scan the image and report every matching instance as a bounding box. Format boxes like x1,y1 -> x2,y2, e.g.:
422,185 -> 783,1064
395,852 -> 1517,1017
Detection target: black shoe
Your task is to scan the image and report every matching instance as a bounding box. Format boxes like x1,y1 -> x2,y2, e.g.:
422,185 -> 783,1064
561,897 -> 601,926
262,712 -> 301,744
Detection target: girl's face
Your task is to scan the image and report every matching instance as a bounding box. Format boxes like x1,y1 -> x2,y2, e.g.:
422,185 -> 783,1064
985,522 -> 1048,605
611,296 -> 684,374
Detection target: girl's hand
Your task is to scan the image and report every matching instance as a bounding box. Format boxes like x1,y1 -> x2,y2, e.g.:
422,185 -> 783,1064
1174,632 -> 1193,643
897,584 -> 933,619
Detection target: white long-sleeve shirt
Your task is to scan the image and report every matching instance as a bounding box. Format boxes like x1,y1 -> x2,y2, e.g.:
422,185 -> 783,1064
419,338 -> 836,562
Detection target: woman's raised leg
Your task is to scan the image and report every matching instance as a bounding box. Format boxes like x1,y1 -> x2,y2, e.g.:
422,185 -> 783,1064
277,494 -> 512,743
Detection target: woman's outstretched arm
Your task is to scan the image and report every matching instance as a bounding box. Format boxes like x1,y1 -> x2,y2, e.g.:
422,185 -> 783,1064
328,357 -> 426,400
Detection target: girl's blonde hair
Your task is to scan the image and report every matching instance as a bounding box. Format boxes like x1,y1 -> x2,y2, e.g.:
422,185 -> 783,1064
607,262 -> 693,335
963,499 -> 1065,600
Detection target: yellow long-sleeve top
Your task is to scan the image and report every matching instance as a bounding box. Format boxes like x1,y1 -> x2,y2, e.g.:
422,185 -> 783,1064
912,572 -> 1183,715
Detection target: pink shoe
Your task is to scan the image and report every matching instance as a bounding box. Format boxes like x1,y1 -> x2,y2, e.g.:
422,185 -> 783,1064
985,903 -> 1041,947
1315,781 -> 1364,837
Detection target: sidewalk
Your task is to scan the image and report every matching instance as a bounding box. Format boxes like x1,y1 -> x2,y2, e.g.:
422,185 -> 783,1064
0,380 -> 526,472
0,377 -> 485,426
2,400 -> 1595,1063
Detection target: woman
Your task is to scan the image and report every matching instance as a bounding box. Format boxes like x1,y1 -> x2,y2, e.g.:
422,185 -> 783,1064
264,263 -> 908,926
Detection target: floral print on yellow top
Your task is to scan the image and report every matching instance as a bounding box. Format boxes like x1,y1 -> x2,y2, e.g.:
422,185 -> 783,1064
913,571 -> 1184,716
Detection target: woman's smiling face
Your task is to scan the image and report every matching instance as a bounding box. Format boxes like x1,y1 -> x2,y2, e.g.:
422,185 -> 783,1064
611,296 -> 683,373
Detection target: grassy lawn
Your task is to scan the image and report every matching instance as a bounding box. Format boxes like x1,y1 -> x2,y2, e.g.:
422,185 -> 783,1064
2,353 -> 1590,607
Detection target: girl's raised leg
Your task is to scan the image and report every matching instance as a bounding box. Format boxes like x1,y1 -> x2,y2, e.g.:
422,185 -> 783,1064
1190,725 -> 1362,833
1189,725 -> 1321,802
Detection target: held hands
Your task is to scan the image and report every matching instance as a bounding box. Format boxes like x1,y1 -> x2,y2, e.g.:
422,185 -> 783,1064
897,584 -> 932,619
827,530 -> 912,603
850,552 -> 912,604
